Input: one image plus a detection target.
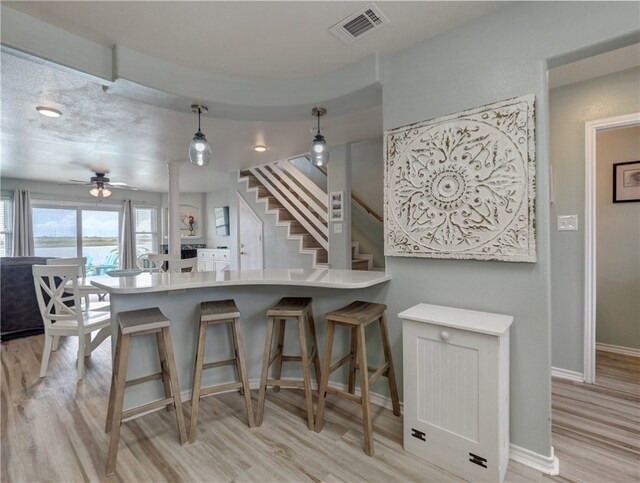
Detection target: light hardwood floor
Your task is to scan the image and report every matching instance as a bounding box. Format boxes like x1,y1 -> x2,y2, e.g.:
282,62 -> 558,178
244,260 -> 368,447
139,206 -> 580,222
1,335 -> 638,482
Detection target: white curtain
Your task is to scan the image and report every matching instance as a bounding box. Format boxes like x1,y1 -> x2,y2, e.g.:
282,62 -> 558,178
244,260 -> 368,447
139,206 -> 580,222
119,200 -> 136,269
12,189 -> 34,257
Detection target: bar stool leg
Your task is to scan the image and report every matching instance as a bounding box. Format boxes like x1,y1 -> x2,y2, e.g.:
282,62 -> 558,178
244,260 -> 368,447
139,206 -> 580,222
348,327 -> 358,395
106,333 -> 131,476
156,331 -> 174,412
231,317 -> 255,428
314,320 -> 335,432
272,320 -> 286,393
188,320 -> 208,443
298,315 -> 314,430
105,328 -> 123,433
378,314 -> 401,416
161,327 -> 188,445
357,323 -> 374,456
306,310 -> 322,386
256,316 -> 276,426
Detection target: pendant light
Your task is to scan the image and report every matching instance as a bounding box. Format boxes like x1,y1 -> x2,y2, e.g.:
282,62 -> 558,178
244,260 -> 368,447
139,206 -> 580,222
189,104 -> 211,167
310,107 -> 329,167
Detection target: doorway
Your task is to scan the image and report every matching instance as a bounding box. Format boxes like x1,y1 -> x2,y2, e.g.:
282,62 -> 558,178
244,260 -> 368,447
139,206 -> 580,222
237,194 -> 263,270
584,112 -> 640,384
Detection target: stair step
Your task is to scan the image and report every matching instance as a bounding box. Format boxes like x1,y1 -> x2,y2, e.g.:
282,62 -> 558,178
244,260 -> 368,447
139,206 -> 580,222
267,197 -> 284,210
315,249 -> 328,264
277,209 -> 296,222
239,169 -> 252,178
289,221 -> 307,235
303,236 -> 323,249
352,259 -> 369,270
257,186 -> 270,198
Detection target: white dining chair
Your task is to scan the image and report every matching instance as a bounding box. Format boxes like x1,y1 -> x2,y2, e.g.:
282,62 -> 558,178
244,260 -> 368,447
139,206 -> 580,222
167,257 -> 198,273
147,253 -> 182,273
32,264 -> 111,380
46,257 -> 91,308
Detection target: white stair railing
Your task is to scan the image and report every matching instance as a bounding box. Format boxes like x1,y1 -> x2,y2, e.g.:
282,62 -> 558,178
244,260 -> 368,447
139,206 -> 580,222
249,164 -> 328,250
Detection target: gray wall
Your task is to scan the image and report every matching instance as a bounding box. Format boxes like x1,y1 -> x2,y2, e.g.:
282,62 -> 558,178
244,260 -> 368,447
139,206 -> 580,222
379,1 -> 639,458
234,173 -> 314,270
596,127 -> 640,349
351,138 -> 384,268
550,67 -> 640,372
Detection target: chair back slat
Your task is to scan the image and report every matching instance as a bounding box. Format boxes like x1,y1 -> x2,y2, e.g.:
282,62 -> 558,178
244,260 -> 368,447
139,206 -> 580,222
46,257 -> 87,278
147,254 -> 182,273
32,265 -> 84,329
167,258 -> 197,273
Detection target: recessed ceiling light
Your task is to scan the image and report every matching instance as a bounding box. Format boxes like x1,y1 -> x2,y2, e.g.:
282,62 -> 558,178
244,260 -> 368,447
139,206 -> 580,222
36,106 -> 62,118
253,145 -> 268,152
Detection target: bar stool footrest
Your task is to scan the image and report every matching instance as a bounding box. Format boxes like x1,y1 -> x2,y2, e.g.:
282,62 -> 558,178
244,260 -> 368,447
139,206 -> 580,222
325,386 -> 362,404
121,397 -> 174,422
267,379 -> 305,388
329,354 -> 352,374
125,372 -> 166,388
368,363 -> 390,386
203,358 -> 237,370
200,381 -> 243,397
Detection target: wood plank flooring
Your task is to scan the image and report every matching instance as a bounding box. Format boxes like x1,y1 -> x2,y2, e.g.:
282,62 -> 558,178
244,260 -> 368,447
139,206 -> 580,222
1,335 -> 638,482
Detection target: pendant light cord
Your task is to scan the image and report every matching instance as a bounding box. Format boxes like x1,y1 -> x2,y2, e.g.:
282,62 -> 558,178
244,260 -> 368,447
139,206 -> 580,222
198,107 -> 202,133
317,111 -> 321,134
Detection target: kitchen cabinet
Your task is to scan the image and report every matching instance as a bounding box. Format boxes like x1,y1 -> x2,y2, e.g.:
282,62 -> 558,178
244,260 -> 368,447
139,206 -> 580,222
197,249 -> 230,272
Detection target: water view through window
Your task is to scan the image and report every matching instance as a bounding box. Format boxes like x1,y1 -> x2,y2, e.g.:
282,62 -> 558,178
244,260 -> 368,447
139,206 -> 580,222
33,207 -> 120,272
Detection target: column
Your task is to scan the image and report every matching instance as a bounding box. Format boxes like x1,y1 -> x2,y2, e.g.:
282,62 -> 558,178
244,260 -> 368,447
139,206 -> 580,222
327,143 -> 352,269
167,161 -> 181,256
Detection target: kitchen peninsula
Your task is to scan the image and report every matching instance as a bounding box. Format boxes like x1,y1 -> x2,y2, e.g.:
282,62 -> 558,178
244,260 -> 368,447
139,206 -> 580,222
92,269 -> 391,409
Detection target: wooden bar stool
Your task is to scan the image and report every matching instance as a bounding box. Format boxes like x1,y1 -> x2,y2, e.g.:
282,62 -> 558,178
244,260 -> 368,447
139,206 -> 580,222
105,307 -> 187,476
314,301 -> 401,456
189,299 -> 254,443
256,297 -> 321,430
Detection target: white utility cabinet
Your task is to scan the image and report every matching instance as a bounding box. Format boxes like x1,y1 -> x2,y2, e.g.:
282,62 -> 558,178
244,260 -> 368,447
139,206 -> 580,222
197,249 -> 230,272
399,303 -> 513,483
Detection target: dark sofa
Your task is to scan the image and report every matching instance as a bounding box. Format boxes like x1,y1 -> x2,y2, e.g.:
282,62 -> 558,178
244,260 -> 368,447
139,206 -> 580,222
1,257 -> 51,340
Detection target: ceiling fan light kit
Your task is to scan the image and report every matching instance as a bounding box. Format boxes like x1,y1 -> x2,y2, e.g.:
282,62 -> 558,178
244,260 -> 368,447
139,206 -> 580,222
189,104 -> 211,167
310,107 -> 329,167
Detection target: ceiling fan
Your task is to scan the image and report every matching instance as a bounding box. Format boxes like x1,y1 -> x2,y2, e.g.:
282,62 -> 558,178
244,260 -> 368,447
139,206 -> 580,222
67,172 -> 138,198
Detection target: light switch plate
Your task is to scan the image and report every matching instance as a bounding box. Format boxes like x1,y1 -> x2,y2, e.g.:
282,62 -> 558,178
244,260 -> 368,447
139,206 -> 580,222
557,215 -> 578,231
333,223 -> 343,234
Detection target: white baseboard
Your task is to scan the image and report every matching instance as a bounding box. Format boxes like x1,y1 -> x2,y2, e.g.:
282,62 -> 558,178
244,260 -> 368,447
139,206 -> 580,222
510,444 -> 560,475
551,366 -> 584,382
596,343 -> 640,357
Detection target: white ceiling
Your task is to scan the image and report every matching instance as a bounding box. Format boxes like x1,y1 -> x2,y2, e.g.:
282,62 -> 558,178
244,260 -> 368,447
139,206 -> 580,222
5,1 -> 506,80
549,43 -> 640,89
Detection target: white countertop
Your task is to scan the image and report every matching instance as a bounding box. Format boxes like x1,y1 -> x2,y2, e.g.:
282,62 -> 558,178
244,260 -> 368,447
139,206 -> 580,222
91,269 -> 391,294
398,303 -> 513,336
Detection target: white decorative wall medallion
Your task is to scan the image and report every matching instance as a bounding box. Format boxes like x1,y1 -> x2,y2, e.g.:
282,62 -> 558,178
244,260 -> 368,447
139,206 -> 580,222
384,95 -> 536,262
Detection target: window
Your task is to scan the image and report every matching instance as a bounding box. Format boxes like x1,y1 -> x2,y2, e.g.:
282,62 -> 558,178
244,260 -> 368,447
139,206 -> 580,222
0,198 -> 12,257
134,207 -> 157,256
32,204 -> 121,271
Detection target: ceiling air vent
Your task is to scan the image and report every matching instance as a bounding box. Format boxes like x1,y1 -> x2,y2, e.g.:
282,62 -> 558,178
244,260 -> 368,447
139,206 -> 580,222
329,3 -> 390,45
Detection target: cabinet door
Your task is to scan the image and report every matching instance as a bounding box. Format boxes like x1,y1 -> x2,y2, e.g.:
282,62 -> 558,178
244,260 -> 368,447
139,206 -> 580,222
198,259 -> 214,272
214,260 -> 230,271
403,320 -> 500,462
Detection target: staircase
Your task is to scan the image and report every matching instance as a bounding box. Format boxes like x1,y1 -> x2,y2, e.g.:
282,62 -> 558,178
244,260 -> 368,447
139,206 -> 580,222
239,158 -> 374,270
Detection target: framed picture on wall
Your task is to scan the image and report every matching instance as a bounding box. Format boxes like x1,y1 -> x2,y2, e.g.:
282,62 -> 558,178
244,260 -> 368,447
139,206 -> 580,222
329,191 -> 344,222
613,161 -> 640,203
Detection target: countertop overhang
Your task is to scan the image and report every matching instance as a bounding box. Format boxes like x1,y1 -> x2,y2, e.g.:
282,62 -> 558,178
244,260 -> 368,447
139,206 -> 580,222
91,269 -> 391,294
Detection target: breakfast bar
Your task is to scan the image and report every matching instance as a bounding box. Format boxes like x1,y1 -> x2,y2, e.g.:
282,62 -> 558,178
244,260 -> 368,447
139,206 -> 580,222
92,269 -> 391,409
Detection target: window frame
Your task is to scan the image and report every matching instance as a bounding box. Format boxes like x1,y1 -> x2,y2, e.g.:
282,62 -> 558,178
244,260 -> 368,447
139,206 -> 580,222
133,205 -> 159,255
0,196 -> 13,257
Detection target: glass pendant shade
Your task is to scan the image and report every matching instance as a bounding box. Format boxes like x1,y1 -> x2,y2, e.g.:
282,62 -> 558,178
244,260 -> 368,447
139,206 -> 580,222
189,131 -> 211,167
310,107 -> 329,167
310,133 -> 329,167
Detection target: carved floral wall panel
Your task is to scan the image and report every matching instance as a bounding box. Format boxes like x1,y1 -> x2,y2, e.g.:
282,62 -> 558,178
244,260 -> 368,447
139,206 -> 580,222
384,94 -> 536,262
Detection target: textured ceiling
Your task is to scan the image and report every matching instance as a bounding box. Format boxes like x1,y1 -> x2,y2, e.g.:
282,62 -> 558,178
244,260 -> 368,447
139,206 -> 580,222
0,53 -> 382,193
